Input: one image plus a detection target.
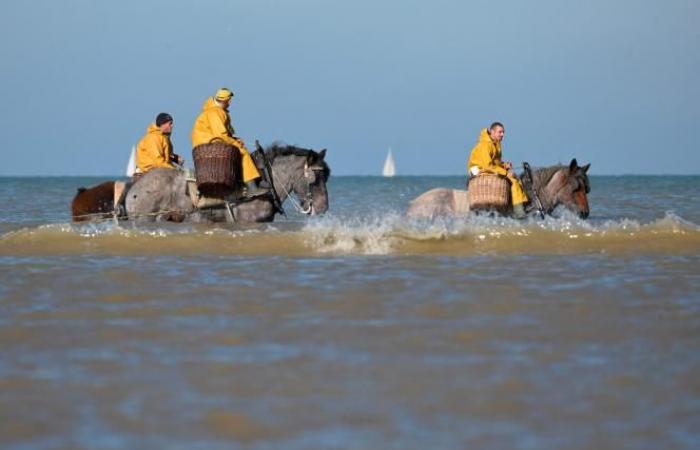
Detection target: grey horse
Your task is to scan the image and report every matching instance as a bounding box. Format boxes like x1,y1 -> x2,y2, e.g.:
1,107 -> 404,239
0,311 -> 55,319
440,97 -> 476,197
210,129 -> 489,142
125,143 -> 330,223
68,143 -> 330,223
406,159 -> 590,220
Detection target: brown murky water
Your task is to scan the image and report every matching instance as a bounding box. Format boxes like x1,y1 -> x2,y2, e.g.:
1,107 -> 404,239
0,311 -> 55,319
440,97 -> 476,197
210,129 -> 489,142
2,253 -> 698,449
1,176 -> 699,449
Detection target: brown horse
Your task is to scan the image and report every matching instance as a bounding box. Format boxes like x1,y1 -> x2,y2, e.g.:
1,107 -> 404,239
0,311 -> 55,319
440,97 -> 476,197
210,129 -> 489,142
71,181 -> 116,222
406,159 -> 591,220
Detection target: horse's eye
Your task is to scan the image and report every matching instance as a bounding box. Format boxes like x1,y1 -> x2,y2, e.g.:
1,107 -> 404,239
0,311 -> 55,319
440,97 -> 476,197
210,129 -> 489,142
577,178 -> 590,194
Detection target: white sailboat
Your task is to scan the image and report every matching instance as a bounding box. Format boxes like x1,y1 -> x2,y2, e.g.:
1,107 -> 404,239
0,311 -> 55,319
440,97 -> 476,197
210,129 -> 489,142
126,145 -> 137,176
382,148 -> 396,177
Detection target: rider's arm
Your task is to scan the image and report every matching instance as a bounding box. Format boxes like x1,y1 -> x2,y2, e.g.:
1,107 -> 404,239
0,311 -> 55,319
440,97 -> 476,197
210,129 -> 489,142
207,109 -> 240,147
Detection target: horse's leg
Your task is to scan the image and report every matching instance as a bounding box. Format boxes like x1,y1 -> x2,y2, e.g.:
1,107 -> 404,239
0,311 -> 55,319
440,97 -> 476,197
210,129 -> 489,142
451,189 -> 471,216
231,199 -> 276,223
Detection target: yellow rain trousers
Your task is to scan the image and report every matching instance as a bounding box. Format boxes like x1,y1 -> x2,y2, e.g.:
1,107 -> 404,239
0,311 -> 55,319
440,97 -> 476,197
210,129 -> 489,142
136,123 -> 177,173
191,97 -> 260,183
467,128 -> 528,206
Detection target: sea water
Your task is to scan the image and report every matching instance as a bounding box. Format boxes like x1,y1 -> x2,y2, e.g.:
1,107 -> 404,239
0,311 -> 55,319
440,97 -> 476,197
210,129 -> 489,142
1,175 -> 699,449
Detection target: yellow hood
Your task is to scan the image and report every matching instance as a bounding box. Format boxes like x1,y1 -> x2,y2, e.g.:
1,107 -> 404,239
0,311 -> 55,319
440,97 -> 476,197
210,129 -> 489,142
201,97 -> 224,112
478,128 -> 496,146
146,122 -> 161,135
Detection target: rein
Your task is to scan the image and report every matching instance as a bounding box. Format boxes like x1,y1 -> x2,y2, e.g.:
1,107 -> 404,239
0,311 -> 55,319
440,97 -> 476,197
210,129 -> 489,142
522,162 -> 545,219
271,161 -> 320,215
72,208 -> 185,222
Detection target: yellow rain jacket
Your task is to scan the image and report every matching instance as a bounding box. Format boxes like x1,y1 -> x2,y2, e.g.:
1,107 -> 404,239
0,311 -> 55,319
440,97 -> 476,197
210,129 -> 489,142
136,123 -> 177,173
467,128 -> 528,205
191,97 -> 260,183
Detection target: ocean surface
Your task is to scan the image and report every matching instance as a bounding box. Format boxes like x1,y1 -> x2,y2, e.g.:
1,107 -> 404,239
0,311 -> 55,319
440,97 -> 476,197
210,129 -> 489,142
1,175 -> 699,449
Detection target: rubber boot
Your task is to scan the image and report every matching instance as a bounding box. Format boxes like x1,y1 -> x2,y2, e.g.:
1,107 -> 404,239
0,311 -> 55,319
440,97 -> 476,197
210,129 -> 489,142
512,203 -> 527,220
245,180 -> 270,198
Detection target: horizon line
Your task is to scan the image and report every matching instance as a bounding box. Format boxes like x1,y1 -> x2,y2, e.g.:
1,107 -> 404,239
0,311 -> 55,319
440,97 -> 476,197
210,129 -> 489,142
1,173 -> 699,178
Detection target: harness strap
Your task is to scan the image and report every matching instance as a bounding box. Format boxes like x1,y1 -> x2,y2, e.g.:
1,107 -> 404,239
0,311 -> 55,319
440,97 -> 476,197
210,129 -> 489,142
522,162 -> 545,219
253,143 -> 286,216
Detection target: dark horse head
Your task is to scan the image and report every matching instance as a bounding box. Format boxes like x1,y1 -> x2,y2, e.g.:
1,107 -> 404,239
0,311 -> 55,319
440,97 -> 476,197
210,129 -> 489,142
524,158 -> 591,219
262,142 -> 331,215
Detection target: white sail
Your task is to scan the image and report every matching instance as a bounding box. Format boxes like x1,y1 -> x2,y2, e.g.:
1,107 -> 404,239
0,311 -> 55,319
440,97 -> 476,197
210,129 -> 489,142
126,145 -> 137,176
382,148 -> 395,177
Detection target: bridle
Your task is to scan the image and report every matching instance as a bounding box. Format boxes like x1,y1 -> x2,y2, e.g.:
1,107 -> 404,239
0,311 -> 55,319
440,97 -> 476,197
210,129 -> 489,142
272,161 -> 326,215
548,169 -> 590,217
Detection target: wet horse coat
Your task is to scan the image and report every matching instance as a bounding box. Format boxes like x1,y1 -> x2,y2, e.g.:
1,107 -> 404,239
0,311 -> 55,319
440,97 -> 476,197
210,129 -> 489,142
71,181 -> 115,222
71,144 -> 330,223
406,159 -> 591,220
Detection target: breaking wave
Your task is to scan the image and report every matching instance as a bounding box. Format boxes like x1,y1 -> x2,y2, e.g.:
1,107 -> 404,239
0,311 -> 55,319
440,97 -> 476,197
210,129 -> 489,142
1,212 -> 699,257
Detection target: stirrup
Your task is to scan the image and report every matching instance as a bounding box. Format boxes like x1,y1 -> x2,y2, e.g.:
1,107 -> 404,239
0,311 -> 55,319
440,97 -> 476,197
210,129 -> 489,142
244,186 -> 270,198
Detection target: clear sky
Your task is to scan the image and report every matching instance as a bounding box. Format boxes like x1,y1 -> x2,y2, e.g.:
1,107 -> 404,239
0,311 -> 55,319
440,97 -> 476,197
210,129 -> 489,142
1,0 -> 698,176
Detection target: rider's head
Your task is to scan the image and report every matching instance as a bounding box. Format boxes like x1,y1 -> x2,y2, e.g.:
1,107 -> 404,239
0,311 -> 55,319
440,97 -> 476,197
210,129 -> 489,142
156,112 -> 174,134
488,122 -> 505,143
214,88 -> 234,108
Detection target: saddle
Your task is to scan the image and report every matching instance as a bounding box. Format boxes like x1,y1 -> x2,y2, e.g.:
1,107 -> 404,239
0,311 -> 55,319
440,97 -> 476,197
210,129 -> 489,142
112,145 -> 283,222
186,145 -> 283,214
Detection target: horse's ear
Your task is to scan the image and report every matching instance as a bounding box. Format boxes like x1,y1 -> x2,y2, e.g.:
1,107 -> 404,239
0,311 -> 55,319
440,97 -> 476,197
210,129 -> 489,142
581,163 -> 590,173
318,149 -> 327,160
569,158 -> 578,173
255,140 -> 263,152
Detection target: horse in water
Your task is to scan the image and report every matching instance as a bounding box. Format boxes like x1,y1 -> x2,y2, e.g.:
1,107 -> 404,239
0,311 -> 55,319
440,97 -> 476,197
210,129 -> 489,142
406,158 -> 590,220
72,143 -> 330,223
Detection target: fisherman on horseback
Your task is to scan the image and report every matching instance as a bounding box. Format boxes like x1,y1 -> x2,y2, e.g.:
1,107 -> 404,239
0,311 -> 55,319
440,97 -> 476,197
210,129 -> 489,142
136,112 -> 183,174
467,122 -> 528,219
191,88 -> 269,198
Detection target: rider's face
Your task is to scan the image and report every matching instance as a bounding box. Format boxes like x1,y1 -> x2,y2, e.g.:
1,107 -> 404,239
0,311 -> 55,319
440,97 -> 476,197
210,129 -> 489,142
490,126 -> 505,143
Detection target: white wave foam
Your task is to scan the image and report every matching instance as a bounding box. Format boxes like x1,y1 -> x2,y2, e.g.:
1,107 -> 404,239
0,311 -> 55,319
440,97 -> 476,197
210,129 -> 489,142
299,210 -> 700,255
4,212 -> 697,256
3,221 -> 282,241
302,214 -> 403,254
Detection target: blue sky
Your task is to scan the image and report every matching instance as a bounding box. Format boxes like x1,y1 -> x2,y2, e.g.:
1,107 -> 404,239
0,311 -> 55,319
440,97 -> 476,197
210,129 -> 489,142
1,0 -> 698,175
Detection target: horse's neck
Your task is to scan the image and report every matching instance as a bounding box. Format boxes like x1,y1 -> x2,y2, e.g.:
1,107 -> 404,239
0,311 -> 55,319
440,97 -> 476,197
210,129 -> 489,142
269,156 -> 300,201
528,167 -> 561,212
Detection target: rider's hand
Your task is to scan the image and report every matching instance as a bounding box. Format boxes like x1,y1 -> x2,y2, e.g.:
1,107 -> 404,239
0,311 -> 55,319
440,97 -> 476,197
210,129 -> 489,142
503,161 -> 512,170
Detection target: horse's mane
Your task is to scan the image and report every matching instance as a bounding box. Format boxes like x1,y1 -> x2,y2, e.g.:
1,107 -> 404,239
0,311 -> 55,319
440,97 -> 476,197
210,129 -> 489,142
265,142 -> 314,158
530,165 -> 565,188
265,142 -> 331,178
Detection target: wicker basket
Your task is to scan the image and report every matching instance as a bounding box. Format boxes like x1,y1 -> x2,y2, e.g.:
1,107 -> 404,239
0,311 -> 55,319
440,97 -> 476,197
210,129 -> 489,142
468,173 -> 510,212
192,142 -> 242,197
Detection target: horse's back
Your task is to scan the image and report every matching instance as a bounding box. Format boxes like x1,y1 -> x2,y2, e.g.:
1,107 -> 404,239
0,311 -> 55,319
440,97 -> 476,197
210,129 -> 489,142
71,181 -> 115,222
125,168 -> 193,222
406,188 -> 469,219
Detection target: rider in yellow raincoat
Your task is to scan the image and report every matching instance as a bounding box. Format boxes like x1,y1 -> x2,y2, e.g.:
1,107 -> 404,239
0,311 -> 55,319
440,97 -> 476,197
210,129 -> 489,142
136,113 -> 182,173
191,88 -> 267,197
467,122 -> 528,218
